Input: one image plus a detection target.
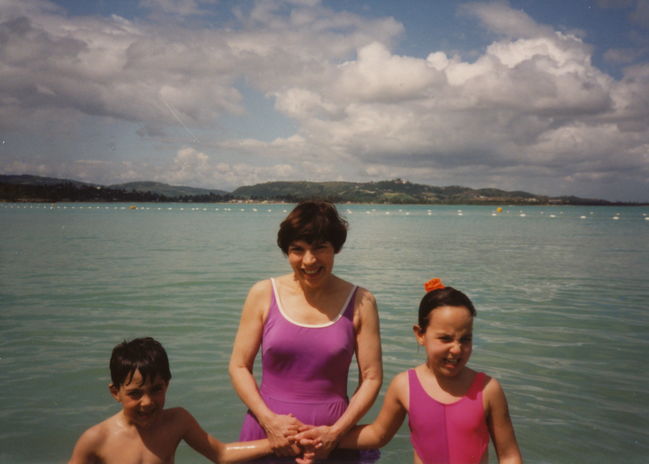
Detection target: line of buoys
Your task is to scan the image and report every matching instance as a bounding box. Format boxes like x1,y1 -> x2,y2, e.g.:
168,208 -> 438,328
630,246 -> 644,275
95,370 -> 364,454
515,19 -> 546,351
2,204 -> 649,221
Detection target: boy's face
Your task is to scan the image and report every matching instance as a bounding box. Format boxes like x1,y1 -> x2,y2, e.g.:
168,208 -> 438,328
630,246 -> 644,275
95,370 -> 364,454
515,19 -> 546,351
109,369 -> 168,429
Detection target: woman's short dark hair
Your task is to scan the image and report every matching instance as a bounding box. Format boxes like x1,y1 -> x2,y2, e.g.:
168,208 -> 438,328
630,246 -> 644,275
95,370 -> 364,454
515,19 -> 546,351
417,287 -> 476,331
277,201 -> 348,254
110,337 -> 172,388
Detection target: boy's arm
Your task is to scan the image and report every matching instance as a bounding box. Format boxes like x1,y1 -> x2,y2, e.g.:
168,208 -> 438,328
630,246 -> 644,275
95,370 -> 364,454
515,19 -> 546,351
484,378 -> 523,464
68,426 -> 102,464
180,408 -> 272,463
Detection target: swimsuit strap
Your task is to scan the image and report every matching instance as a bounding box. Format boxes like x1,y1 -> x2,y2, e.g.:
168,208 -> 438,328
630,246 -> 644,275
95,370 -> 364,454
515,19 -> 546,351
466,372 -> 487,399
269,278 -> 357,327
341,286 -> 358,320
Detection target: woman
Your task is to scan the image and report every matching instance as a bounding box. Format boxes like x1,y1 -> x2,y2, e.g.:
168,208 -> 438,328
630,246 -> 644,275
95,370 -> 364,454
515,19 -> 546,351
229,201 -> 382,462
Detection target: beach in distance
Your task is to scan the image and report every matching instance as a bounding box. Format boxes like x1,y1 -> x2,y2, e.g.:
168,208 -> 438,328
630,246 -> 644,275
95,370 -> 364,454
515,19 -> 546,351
1,202 -> 648,463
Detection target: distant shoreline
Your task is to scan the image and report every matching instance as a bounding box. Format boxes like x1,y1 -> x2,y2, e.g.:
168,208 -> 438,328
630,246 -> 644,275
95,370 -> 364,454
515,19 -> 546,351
3,199 -> 647,207
1,174 -> 646,206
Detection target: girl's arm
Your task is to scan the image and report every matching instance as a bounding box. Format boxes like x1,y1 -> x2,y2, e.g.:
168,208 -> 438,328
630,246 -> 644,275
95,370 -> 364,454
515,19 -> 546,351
228,280 -> 303,456
296,372 -> 407,450
484,378 -> 523,464
306,288 -> 383,458
339,372 -> 408,449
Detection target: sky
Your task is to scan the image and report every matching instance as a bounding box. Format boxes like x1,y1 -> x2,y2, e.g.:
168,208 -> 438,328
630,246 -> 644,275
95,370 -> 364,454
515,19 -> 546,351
0,0 -> 648,201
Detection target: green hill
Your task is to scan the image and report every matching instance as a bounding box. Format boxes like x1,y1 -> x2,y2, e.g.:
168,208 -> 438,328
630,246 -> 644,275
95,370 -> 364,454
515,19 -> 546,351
0,175 -> 622,205
233,179 -> 607,205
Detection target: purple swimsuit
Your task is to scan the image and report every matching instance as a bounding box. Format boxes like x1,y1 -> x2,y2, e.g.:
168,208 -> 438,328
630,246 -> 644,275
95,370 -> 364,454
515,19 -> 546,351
239,278 -> 378,463
408,369 -> 489,464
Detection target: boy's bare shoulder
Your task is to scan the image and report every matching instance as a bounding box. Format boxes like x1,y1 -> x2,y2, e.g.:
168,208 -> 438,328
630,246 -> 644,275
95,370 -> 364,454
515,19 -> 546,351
80,413 -> 118,444
159,407 -> 197,431
161,406 -> 192,421
69,413 -> 119,462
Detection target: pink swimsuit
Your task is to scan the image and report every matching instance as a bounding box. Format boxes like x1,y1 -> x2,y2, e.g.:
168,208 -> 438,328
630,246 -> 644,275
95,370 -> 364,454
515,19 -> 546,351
239,278 -> 378,462
408,369 -> 489,464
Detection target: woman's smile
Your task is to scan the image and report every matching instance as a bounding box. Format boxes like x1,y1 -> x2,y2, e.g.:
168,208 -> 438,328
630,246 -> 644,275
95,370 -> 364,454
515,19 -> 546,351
288,240 -> 335,286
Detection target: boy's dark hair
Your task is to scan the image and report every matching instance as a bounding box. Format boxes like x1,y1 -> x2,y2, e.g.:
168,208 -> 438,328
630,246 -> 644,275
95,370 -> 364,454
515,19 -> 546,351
277,200 -> 348,254
417,287 -> 476,331
110,337 -> 171,388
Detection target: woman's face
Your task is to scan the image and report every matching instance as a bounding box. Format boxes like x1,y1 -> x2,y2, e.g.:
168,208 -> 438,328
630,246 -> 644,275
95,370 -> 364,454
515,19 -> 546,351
287,240 -> 335,288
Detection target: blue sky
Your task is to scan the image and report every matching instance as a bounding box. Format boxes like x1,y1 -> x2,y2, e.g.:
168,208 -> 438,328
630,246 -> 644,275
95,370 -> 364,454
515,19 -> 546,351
1,0 -> 648,201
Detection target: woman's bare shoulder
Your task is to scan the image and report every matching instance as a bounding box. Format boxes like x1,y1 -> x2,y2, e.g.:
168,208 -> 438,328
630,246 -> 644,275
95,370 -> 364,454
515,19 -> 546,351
247,278 -> 273,299
354,285 -> 378,312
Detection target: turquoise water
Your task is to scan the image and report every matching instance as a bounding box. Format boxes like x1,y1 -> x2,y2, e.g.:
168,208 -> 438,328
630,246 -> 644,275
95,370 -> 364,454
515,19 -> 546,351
1,203 -> 648,463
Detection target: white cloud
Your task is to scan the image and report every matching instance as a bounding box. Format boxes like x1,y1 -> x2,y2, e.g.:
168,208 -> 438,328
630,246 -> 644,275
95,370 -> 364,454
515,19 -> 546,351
1,0 -> 648,201
460,1 -> 557,39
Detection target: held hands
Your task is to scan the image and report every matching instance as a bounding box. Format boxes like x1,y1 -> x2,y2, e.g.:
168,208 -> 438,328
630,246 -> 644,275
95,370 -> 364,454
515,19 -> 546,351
261,414 -> 322,461
293,429 -> 321,464
262,413 -> 304,456
294,427 -> 323,461
296,425 -> 339,460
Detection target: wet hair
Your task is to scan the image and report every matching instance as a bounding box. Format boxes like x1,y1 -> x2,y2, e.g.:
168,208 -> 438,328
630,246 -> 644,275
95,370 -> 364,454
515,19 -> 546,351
417,286 -> 476,332
109,337 -> 171,388
277,201 -> 348,254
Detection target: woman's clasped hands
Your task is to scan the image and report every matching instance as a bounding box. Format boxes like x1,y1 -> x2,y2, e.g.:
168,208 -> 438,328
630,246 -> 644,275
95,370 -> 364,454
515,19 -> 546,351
261,413 -> 323,463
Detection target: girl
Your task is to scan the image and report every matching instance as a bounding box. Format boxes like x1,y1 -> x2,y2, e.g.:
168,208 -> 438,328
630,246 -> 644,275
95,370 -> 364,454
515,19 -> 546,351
297,278 -> 523,464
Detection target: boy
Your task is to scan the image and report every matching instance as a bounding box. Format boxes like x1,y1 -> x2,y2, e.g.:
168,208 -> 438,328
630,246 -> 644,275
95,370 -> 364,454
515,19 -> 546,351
69,337 -> 316,464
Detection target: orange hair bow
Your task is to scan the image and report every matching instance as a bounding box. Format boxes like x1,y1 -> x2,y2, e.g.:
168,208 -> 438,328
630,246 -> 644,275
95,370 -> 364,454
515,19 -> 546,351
423,278 -> 445,292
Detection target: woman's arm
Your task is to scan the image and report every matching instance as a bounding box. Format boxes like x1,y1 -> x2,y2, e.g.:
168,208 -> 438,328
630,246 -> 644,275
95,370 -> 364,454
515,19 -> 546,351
228,280 -> 302,456
484,378 -> 523,464
308,288 -> 383,458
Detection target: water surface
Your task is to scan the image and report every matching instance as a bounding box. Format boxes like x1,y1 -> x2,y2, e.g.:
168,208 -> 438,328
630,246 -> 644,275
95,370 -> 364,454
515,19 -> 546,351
1,203 -> 648,463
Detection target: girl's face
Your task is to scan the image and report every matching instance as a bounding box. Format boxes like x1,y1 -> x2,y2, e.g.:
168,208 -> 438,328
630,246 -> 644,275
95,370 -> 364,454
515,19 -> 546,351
414,305 -> 473,378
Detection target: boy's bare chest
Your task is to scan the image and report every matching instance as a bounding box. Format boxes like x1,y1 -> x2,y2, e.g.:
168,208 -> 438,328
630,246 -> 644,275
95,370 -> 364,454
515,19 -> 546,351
98,428 -> 181,464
